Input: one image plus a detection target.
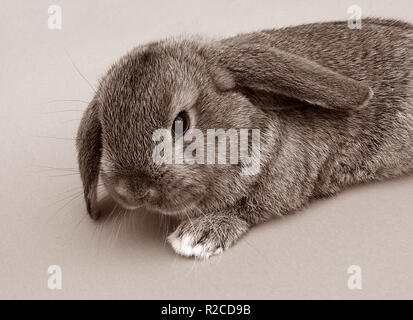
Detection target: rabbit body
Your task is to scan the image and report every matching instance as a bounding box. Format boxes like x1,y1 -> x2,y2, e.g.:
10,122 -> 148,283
228,19 -> 413,222
77,19 -> 413,258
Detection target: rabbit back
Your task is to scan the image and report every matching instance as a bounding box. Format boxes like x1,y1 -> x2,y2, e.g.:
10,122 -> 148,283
225,19 -> 413,198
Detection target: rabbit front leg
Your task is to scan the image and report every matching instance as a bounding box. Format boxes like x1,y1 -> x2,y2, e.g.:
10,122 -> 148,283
168,212 -> 249,259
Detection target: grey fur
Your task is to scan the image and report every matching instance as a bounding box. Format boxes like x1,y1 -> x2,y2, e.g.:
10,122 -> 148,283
77,18 -> 413,258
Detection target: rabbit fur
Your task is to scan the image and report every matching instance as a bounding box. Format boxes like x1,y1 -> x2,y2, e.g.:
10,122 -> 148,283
77,18 -> 413,258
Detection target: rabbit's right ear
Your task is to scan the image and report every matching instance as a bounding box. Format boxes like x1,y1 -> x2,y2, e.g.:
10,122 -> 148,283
214,43 -> 373,111
76,98 -> 102,220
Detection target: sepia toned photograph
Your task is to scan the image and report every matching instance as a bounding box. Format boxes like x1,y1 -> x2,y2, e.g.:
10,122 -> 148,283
1,0 -> 412,304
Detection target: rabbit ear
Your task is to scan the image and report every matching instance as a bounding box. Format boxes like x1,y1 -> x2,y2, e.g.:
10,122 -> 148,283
76,98 -> 102,220
216,44 -> 373,111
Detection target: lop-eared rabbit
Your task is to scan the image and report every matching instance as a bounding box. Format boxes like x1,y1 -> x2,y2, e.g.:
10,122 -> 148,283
77,18 -> 413,258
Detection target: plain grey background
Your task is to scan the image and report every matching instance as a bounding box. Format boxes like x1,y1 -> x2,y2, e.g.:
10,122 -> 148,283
1,0 -> 412,299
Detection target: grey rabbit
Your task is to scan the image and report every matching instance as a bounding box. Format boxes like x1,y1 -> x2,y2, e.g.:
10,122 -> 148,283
77,18 -> 413,258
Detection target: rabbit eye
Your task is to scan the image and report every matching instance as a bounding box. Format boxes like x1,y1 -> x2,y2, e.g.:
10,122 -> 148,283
172,111 -> 190,135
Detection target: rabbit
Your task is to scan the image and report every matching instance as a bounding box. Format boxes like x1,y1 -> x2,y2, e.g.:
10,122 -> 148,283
77,18 -> 413,259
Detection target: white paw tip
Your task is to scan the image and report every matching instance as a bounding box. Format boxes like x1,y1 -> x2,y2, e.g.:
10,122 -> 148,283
167,231 -> 223,259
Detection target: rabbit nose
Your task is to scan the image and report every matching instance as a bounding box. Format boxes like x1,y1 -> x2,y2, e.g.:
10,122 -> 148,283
133,171 -> 157,198
114,179 -> 155,201
113,182 -> 134,202
135,186 -> 158,199
134,189 -> 151,199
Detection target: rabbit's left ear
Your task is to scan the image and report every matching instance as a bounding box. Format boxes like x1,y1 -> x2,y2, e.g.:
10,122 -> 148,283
215,43 -> 373,111
76,97 -> 102,220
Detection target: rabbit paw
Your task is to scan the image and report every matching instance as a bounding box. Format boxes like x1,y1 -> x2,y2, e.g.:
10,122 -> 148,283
167,215 -> 249,259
